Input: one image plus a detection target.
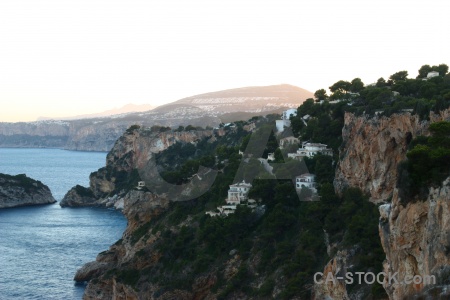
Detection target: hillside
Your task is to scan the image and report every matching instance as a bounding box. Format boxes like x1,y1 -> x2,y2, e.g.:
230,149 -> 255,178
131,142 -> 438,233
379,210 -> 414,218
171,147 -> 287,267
61,64 -> 450,300
0,84 -> 312,152
165,84 -> 311,115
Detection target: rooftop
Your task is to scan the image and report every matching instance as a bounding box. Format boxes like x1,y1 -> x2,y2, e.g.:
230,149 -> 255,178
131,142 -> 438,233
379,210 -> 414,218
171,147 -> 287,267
304,142 -> 328,147
297,173 -> 314,178
230,180 -> 252,188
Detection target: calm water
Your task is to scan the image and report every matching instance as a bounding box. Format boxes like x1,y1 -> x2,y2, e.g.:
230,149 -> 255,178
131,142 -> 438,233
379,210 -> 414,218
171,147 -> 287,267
0,148 -> 127,300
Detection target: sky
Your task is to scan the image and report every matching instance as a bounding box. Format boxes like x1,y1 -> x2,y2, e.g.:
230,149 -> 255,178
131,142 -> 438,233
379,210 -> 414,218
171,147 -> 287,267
0,0 -> 449,122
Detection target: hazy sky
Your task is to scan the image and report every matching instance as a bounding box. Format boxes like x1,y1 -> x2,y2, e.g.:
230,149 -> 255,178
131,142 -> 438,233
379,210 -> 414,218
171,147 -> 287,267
1,0 -> 449,122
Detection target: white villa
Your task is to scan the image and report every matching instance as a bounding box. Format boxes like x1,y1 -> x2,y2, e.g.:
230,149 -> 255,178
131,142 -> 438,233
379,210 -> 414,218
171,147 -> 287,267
288,142 -> 333,159
427,71 -> 439,78
422,71 -> 440,81
206,181 -> 256,216
295,173 -> 317,193
227,181 -> 252,205
276,108 -> 297,132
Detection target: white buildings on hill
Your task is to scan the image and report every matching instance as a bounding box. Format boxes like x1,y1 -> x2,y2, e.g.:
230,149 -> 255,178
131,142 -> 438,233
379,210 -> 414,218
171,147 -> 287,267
287,142 -> 333,159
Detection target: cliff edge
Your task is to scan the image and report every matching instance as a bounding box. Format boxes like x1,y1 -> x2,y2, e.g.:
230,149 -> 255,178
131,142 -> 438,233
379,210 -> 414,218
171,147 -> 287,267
335,109 -> 450,203
60,126 -> 222,207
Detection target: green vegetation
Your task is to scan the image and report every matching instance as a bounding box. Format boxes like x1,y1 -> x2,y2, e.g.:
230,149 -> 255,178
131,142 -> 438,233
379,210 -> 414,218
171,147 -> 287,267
0,173 -> 46,193
301,64 -> 450,124
91,166 -> 142,196
290,98 -> 346,153
398,121 -> 450,201
119,122 -> 386,298
73,184 -> 94,198
125,124 -> 141,133
116,269 -> 141,288
104,65 -> 450,297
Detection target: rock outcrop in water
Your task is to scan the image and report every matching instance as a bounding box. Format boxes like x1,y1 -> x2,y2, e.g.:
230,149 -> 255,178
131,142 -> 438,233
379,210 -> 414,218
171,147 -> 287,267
60,185 -> 98,207
0,173 -> 56,208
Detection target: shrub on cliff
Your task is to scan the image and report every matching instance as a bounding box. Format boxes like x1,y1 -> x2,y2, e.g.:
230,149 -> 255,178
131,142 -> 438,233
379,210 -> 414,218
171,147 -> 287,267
74,184 -> 94,197
0,173 -> 45,192
125,124 -> 140,133
398,121 -> 450,202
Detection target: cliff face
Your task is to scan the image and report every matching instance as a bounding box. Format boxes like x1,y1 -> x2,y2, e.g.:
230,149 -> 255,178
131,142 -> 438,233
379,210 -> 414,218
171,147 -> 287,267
72,108 -> 449,299
75,190 -> 171,299
379,178 -> 450,299
0,120 -> 135,152
61,127 -> 221,206
335,109 -> 450,203
0,116 -> 223,152
0,173 -> 56,208
333,109 -> 450,299
71,123 -> 299,299
312,250 -> 350,300
76,189 -> 262,300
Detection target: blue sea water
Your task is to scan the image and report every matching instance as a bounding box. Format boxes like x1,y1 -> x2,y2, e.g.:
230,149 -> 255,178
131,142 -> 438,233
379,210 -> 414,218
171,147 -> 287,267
0,148 -> 127,300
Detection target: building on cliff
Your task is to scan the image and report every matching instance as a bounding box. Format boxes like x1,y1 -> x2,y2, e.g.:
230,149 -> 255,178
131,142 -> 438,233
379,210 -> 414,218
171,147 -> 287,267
137,181 -> 145,189
276,108 -> 297,132
295,173 -> 317,193
206,180 -> 258,216
287,142 -> 333,159
226,181 -> 252,205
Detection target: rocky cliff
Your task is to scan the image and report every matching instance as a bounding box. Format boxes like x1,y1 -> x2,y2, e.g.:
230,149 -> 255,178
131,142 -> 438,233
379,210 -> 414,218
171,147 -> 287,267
312,250 -> 350,300
335,109 -> 450,203
60,127 -> 222,207
379,178 -> 450,299
70,107 -> 449,299
71,119 -> 324,299
332,109 -> 450,299
74,190 -> 171,299
0,173 -> 56,208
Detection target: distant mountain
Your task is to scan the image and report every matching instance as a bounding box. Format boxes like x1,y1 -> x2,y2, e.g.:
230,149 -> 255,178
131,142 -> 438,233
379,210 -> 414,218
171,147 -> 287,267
0,84 -> 312,151
155,84 -> 311,116
37,103 -> 156,121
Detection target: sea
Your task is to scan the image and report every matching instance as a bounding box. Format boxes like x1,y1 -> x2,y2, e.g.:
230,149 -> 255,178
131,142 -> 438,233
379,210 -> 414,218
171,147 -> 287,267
0,148 -> 127,300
